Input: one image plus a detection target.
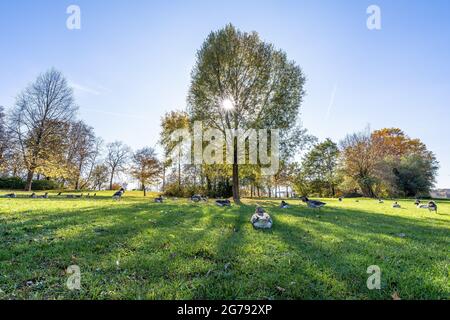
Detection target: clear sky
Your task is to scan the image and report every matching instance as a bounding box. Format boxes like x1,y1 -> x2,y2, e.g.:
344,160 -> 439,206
1,0 -> 449,187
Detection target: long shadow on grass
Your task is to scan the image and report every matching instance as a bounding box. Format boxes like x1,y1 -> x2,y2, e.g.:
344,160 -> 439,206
0,201 -> 211,299
267,205 -> 449,299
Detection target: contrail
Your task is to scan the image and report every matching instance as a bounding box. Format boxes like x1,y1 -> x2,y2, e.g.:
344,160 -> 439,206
326,84 -> 337,121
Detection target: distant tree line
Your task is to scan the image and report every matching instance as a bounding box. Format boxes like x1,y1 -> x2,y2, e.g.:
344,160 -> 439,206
289,128 -> 438,198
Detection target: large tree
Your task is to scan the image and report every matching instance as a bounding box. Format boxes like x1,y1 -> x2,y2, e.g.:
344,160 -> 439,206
105,141 -> 131,190
131,147 -> 162,196
188,24 -> 306,202
9,69 -> 77,190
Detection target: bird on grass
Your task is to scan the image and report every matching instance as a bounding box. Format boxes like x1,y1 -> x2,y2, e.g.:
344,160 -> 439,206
280,200 -> 290,209
301,196 -> 326,209
216,199 -> 231,207
113,188 -> 125,201
428,201 -> 438,213
2,193 -> 16,198
392,202 -> 401,208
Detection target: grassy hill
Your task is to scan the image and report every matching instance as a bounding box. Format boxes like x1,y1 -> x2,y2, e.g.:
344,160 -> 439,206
0,191 -> 448,300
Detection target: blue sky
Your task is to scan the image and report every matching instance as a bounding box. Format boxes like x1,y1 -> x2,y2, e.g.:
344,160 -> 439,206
0,0 -> 449,187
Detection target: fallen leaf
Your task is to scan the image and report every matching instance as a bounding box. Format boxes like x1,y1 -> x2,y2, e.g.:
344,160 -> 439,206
276,286 -> 286,293
392,291 -> 401,300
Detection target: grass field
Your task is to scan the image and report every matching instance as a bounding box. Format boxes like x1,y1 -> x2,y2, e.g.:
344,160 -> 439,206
0,191 -> 448,300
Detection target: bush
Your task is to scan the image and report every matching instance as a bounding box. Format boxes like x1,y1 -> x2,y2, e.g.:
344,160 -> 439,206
0,177 -> 25,189
31,179 -> 60,191
0,177 -> 60,190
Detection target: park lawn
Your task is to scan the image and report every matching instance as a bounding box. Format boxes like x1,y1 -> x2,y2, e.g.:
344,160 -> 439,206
0,191 -> 448,300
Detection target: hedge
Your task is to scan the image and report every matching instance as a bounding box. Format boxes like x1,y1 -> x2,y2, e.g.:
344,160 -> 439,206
0,177 -> 60,190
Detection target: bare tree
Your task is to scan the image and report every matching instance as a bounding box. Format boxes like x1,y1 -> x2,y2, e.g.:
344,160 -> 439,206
105,141 -> 131,190
0,106 -> 8,173
9,69 -> 77,190
66,121 -> 102,189
90,164 -> 109,191
131,147 -> 162,196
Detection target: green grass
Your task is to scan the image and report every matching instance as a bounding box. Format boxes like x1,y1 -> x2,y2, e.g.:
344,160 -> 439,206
0,191 -> 449,300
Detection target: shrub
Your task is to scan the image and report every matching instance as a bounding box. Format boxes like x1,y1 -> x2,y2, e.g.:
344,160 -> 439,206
0,177 -> 60,190
31,179 -> 60,191
0,177 -> 25,189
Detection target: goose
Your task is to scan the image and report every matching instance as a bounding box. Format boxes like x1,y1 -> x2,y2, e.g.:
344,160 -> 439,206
37,192 -> 49,199
216,199 -> 231,207
154,196 -> 164,203
280,200 -> 289,209
301,196 -> 326,209
339,197 -> 343,202
191,195 -> 202,203
378,199 -> 384,204
251,207 -> 273,229
414,199 -> 421,206
3,193 -> 16,198
113,190 -> 124,200
392,202 -> 401,208
30,193 -> 37,199
428,201 -> 438,213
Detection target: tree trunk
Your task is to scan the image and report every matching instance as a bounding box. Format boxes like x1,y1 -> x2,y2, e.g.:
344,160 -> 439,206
178,158 -> 181,190
162,165 -> 166,192
143,184 -> 147,197
109,168 -> 115,190
230,128 -> 240,202
25,170 -> 34,191
232,163 -> 240,203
